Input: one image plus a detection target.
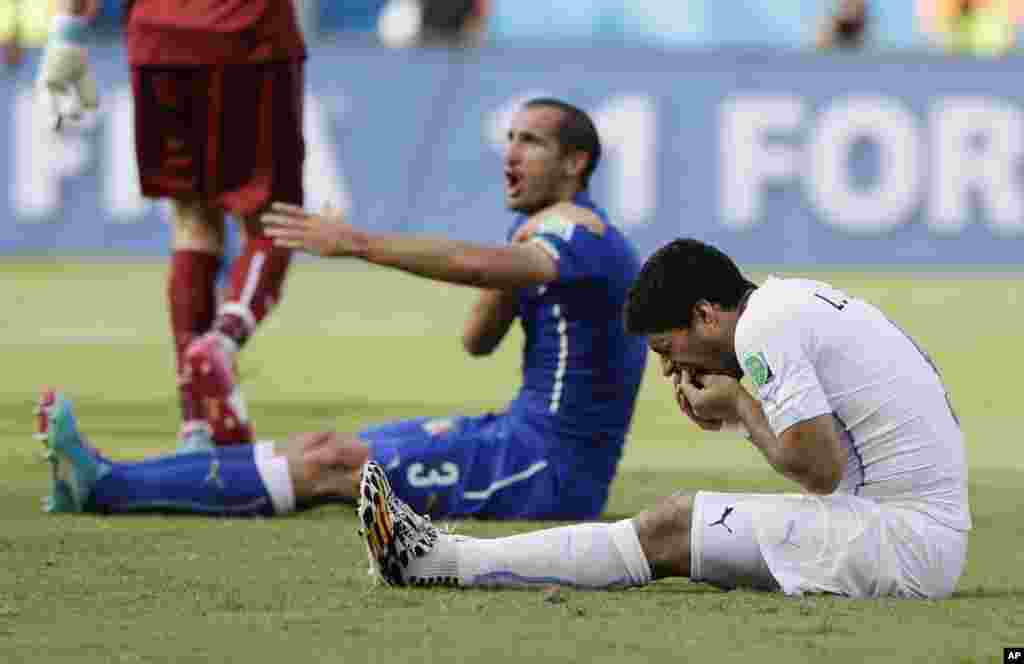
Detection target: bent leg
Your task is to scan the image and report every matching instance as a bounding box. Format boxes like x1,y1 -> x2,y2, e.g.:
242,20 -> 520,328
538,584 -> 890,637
207,62 -> 304,353
212,217 -> 292,350
358,468 -> 782,592
168,199 -> 225,427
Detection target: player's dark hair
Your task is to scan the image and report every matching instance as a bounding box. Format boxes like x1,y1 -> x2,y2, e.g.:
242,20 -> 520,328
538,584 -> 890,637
625,239 -> 757,335
524,98 -> 602,188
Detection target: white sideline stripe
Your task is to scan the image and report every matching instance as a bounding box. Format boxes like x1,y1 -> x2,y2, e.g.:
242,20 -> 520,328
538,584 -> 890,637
463,461 -> 549,501
240,251 -> 266,309
549,304 -> 568,414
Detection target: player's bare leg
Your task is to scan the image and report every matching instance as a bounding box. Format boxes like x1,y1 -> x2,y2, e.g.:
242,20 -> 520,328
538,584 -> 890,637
276,431 -> 370,505
187,214 -> 292,446
633,492 -> 694,579
168,199 -> 225,447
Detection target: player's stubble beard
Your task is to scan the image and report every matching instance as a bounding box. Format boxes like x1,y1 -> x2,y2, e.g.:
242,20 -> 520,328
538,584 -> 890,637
506,171 -> 568,215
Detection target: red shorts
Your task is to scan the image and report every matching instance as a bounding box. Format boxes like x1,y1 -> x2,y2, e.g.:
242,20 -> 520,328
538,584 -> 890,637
131,62 -> 305,219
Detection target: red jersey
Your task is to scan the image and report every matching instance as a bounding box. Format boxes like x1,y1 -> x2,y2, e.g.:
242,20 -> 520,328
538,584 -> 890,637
125,0 -> 306,65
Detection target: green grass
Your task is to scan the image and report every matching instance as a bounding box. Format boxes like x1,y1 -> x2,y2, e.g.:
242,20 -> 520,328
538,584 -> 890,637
1,261 -> 1022,663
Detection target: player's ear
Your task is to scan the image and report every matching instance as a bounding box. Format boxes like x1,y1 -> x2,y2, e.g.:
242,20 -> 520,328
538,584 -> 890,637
693,300 -> 717,329
563,149 -> 588,180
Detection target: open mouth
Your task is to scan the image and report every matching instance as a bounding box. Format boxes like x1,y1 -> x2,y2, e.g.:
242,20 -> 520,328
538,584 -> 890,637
505,171 -> 523,197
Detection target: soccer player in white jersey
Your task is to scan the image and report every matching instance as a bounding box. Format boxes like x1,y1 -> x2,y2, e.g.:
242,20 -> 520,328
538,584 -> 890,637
357,238 -> 971,598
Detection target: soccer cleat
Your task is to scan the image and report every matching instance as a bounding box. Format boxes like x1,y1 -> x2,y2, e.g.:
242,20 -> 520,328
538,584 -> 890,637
37,392 -> 110,513
184,332 -> 254,446
33,387 -> 56,447
43,480 -> 76,514
358,461 -> 445,587
34,387 -> 104,461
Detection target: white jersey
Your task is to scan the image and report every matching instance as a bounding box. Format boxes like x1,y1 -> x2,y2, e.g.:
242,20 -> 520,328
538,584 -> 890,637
734,277 -> 971,532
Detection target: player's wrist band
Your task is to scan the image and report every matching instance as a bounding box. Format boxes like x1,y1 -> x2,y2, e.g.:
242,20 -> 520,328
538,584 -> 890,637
49,14 -> 89,46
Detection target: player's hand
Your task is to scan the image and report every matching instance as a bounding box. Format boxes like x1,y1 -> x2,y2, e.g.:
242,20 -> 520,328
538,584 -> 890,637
676,369 -> 745,424
37,40 -> 99,132
262,202 -> 368,258
659,357 -> 725,431
673,371 -> 727,432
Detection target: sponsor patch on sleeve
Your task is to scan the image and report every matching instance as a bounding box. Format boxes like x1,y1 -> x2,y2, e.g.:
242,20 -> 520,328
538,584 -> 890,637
742,351 -> 775,388
535,214 -> 576,242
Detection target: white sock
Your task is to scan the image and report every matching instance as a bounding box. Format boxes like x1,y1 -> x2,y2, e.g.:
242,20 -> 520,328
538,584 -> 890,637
253,441 -> 277,462
253,453 -> 295,515
408,520 -> 653,589
214,330 -> 239,356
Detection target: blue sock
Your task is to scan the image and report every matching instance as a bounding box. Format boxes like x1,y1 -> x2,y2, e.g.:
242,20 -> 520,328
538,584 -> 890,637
86,450 -> 275,516
143,442 -> 257,466
215,444 -> 259,460
164,443 -> 256,461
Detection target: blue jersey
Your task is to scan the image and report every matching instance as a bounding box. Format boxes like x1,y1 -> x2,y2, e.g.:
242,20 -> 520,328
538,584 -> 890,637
362,191 -> 647,519
505,191 -> 647,494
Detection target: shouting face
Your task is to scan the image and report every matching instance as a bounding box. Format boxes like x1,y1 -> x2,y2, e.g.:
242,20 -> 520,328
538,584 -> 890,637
503,105 -> 582,214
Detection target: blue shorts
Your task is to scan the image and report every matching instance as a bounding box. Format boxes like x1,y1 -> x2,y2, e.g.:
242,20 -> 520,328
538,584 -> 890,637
360,413 -> 586,519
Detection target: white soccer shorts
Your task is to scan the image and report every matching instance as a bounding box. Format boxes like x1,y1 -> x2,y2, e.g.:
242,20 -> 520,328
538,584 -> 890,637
691,491 -> 967,599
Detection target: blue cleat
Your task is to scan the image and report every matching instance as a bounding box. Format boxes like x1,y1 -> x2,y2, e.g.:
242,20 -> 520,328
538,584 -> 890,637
37,391 -> 110,513
43,481 -> 77,513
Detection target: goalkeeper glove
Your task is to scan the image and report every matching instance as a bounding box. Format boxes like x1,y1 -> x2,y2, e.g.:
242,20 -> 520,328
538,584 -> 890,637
37,14 -> 99,131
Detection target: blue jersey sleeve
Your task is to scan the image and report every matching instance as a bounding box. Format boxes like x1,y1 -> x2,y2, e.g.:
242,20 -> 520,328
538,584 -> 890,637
526,216 -> 609,285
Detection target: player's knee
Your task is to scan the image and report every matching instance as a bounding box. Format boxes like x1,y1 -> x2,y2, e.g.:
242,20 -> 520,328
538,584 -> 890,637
634,491 -> 694,579
171,199 -> 226,251
300,432 -> 369,471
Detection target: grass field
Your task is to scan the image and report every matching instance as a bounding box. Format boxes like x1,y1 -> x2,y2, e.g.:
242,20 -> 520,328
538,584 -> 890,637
1,261 -> 1022,663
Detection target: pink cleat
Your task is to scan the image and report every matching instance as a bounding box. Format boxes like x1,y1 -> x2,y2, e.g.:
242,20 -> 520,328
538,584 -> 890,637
34,387 -> 57,445
34,387 -> 104,459
183,333 -> 254,446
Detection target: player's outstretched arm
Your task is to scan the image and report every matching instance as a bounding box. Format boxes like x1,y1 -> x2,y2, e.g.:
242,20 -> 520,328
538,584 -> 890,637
38,0 -> 100,130
262,203 -> 558,290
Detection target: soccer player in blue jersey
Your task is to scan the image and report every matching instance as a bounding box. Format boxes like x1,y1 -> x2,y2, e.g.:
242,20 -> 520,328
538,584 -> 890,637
37,98 -> 649,521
